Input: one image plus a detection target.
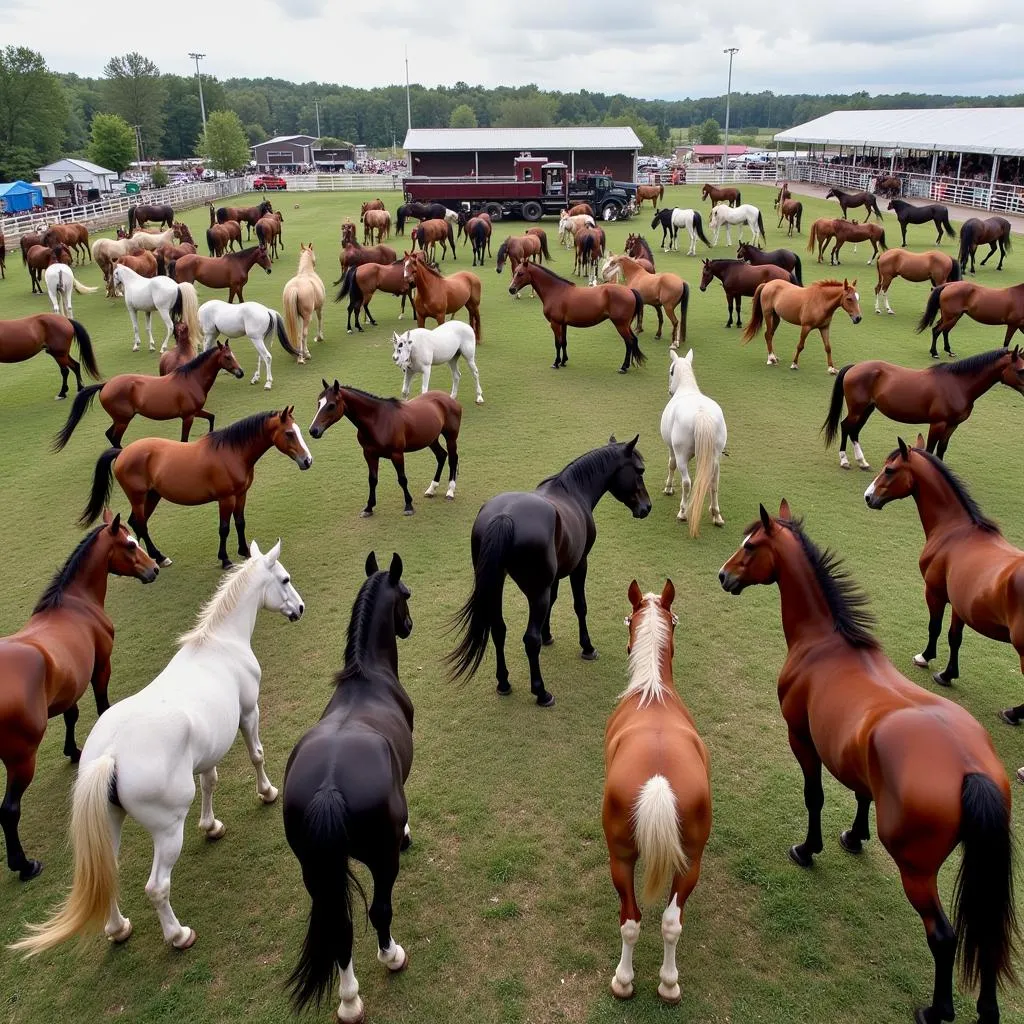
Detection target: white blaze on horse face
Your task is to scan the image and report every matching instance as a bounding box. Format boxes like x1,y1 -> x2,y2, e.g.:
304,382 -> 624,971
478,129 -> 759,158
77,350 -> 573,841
291,421 -> 313,468
864,480 -> 876,500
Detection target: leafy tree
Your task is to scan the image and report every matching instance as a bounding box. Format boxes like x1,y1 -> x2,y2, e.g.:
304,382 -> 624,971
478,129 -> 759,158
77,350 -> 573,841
150,164 -> 169,188
160,75 -> 203,159
694,118 -> 721,145
88,112 -> 136,173
200,110 -> 251,172
0,145 -> 40,182
103,52 -> 164,156
449,104 -> 477,129
494,94 -> 557,128
604,112 -> 663,155
245,122 -> 268,146
0,47 -> 68,173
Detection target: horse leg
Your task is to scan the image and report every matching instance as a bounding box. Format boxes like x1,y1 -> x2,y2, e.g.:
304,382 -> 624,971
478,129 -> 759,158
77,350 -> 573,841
659,865 -> 700,1005
655,303 -> 666,341
617,323 -> 633,373
144,817 -> 196,948
663,449 -> 677,495
157,307 -> 174,352
145,311 -> 158,353
570,559 -> 597,660
361,454 -> 379,517
933,610 -> 964,687
676,450 -> 692,523
390,454 -> 415,515
725,295 -> 735,329
233,491 -> 250,559
542,578 -> 559,646
420,362 -> 433,395
179,415 -> 195,442
314,304 -> 324,343
217,498 -> 235,569
524,589 -> 554,706
128,307 -> 143,352
786,731 -> 824,866
550,322 -> 562,369
91,657 -> 112,716
980,241 -> 997,267
914,587 -> 947,668
130,492 -> 170,566
253,336 -> 273,390
710,458 -> 724,527
197,768 -> 226,839
1,753 -> 42,879
790,326 -> 812,371
839,793 -> 872,853
239,704 -> 278,803
1003,323 -> 1018,348
609,853 -> 641,999
194,408 -> 216,434
997,239 -> 1007,271
763,311 -> 779,366
59,704 -> 80,762
734,294 -> 743,328
466,351 -> 484,404
103,807 -> 132,942
53,355 -> 74,400
369,850 -> 408,973
424,440 -> 447,498
819,326 -> 837,374
898,870 -> 956,1024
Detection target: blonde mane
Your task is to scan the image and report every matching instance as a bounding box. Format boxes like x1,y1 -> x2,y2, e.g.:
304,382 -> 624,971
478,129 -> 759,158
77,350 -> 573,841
178,556 -> 264,646
619,598 -> 671,708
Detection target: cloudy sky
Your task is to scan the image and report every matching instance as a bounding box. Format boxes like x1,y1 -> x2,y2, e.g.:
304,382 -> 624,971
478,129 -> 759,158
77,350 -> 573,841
7,0 -> 1024,98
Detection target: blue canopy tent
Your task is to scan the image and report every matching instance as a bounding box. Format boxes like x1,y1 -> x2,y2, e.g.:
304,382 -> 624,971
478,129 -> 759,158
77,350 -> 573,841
0,180 -> 44,214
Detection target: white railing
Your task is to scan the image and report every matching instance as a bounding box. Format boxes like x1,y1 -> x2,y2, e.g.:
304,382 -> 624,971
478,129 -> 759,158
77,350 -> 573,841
639,166 -> 783,187
281,173 -> 404,192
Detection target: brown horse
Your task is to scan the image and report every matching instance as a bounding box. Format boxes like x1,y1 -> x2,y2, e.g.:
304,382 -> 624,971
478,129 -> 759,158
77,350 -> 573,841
575,227 -> 606,280
823,347 -> 1024,468
508,261 -> 643,372
701,183 -> 741,207
336,260 -> 416,333
959,217 -> 1013,274
776,199 -> 803,236
0,510 -> 158,880
829,219 -> 888,266
363,209 -> 391,244
80,407 -> 313,568
495,234 -> 545,279
171,222 -> 194,246
736,242 -> 803,284
720,500 -> 1018,1024
20,232 -> 43,266
825,186 -> 883,222
214,199 -> 273,239
624,233 -> 656,272
806,218 -> 843,263
742,277 -> 862,373
874,174 -> 902,198
464,216 -> 493,266
338,239 -> 398,277
874,249 -> 961,315
635,183 -> 665,210
308,381 -> 462,515
168,246 -> 273,303
0,314 -> 99,398
154,241 -> 196,274
567,203 -> 594,218
42,223 -> 90,264
128,203 -> 174,233
360,199 -> 385,216
255,212 -> 284,260
206,220 -> 242,256
917,280 -> 1024,356
158,322 -> 195,375
25,244 -> 72,293
699,258 -> 794,328
411,218 -> 456,262
402,253 -> 482,340
601,253 -> 688,345
117,250 -> 158,278
774,182 -> 791,207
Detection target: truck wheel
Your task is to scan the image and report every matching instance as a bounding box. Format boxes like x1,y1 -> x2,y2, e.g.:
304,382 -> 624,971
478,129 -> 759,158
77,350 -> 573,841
602,202 -> 620,222
522,200 -> 543,222
484,202 -> 503,220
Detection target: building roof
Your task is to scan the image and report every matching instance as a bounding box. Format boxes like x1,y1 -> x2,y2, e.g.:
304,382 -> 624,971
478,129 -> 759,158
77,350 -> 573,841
403,127 -> 642,152
774,108 -> 1024,158
692,144 -> 748,156
254,135 -> 318,148
39,158 -> 115,175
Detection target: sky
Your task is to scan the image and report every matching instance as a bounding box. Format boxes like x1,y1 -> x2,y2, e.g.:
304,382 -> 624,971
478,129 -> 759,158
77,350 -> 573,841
5,0 -> 1024,99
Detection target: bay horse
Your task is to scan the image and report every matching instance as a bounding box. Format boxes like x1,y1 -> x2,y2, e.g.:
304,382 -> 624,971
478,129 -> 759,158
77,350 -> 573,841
875,174 -> 902,198
601,253 -> 689,345
42,224 -> 89,264
822,347 -> 1024,468
215,199 -> 273,239
806,218 -> 842,263
496,234 -> 545,279
509,261 -> 643,372
158,322 -> 195,375
206,221 -> 242,256
741,277 -> 862,373
635,182 -> 664,210
255,212 -> 284,260
309,381 -> 462,515
774,183 -> 791,207
874,249 -> 961,315
887,200 -> 954,247
699,258 -> 794,328
282,243 -> 326,363
959,217 -> 1013,274
719,500 -> 1018,1024
624,234 -> 656,272
825,185 -> 883,222
335,261 -> 415,333
917,280 -> 1024,356
363,208 -> 391,244
574,226 -> 606,281
284,552 -> 413,1024
79,407 -> 313,568
604,579 -> 711,1003
338,240 -> 398,278
155,242 -> 196,274
0,510 -> 158,881
54,342 -> 245,450
395,202 -> 447,235
776,198 -> 803,236
411,218 -> 456,262
466,217 -> 491,266
737,241 -> 803,285
171,222 -> 195,247
0,313 -> 99,398
447,436 -> 651,707
26,244 -> 72,294
402,253 -> 482,340
168,246 -> 273,303
701,183 -> 741,207
128,203 -> 174,234
20,231 -> 43,265
829,219 -> 887,266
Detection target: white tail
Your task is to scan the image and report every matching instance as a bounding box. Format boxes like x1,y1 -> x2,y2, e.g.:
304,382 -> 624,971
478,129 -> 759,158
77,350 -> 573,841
10,755 -> 119,956
687,408 -> 717,538
282,285 -> 301,347
177,282 -> 201,345
71,274 -> 99,295
633,775 -> 688,906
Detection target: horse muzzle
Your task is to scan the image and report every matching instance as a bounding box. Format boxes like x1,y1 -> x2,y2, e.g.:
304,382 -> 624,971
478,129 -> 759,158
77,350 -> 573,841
851,315 -> 862,325
508,285 -> 518,296
309,424 -> 323,440
141,566 -> 159,583
718,570 -> 745,594
863,485 -> 888,510
296,454 -> 313,470
632,501 -> 652,519
231,368 -> 244,378
288,603 -> 305,622
398,617 -> 413,639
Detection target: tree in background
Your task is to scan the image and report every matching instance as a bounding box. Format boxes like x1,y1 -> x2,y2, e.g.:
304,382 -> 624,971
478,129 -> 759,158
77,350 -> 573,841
0,46 -> 68,178
692,118 -> 722,145
246,123 -> 268,146
603,112 -> 664,155
200,110 -> 251,172
151,164 -> 169,188
103,52 -> 165,157
88,112 -> 135,173
449,104 -> 478,129
494,93 -> 557,128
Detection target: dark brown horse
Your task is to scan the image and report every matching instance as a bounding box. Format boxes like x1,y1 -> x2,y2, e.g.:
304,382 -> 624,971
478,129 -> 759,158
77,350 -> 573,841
887,200 -> 954,247
338,239 -> 398,277
776,199 -> 803,236
206,221 -> 242,256
411,219 -> 456,262
958,217 -> 1013,274
702,183 -> 741,207
215,199 -> 273,240
574,227 -> 606,280
25,244 -> 72,293
0,314 -> 98,398
624,234 -> 656,272
335,261 -> 416,333
699,258 -> 794,328
495,234 -> 545,275
158,322 -> 195,375
20,232 -> 43,266
395,202 -> 448,235
736,242 -> 803,285
825,186 -> 883,222
128,204 -> 174,234
917,280 -> 1024,356
168,246 -> 273,303
255,212 -> 284,260
41,224 -> 89,264
465,216 -> 492,266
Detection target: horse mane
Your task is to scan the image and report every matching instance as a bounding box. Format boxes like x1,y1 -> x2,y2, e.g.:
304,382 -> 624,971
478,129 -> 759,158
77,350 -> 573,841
334,571 -> 389,684
340,384 -> 401,407
538,442 -> 633,490
33,526 -> 105,613
827,185 -> 850,194
413,259 -> 444,279
931,348 -> 1008,378
812,278 -> 846,289
178,556 -> 266,646
209,410 -> 275,450
892,447 -> 1000,533
618,600 -> 671,708
172,344 -> 221,377
528,263 -> 576,287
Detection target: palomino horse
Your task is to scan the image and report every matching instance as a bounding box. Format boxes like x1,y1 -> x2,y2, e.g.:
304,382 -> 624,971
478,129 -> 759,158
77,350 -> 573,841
111,264 -> 202,353
0,314 -> 99,398
887,200 -> 954,247
42,224 -> 89,264
719,500 -> 1017,1024
411,218 -> 456,262
309,381 -> 462,514
509,261 -> 643,372
917,280 -> 1024,356
159,322 -> 195,375
604,579 -> 711,1004
167,246 -> 273,303
574,226 -> 606,281
125,227 -> 176,253
702,183 -> 741,207
699,258 -> 794,328
336,261 -> 415,333
44,263 -> 97,319
635,182 -> 664,210
806,218 -> 843,263
741,278 -> 862,373
825,185 -> 884,222
822,347 -> 1024,468
13,542 -> 301,954
392,321 -> 484,404
26,244 -> 72,293
127,203 -> 174,233
215,199 -> 273,240
601,253 -> 689,345
91,238 -> 134,295
199,300 -> 298,390
447,437 -> 651,706
255,212 -> 284,260
282,243 -> 326,363
402,253 -> 482,340
0,512 -> 157,880
363,208 -> 391,244
624,234 -> 656,272
709,204 -> 765,247
53,342 -> 245,450
776,198 -> 803,236
338,239 -> 398,277
284,553 -> 412,1024
873,249 -> 961,315
829,219 -> 887,266
736,242 -> 803,284
206,220 -> 242,256
959,217 -> 1013,274
79,408 -> 313,568
650,209 -> 710,255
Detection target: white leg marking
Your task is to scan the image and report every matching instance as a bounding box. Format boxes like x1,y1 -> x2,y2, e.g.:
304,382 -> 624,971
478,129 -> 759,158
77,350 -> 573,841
658,894 -> 682,1003
378,937 -> 407,971
337,959 -> 364,1023
852,441 -> 869,469
611,918 -> 640,999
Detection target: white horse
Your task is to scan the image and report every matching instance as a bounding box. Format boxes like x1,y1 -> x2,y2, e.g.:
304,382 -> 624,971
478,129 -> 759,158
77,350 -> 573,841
199,299 -> 296,390
659,349 -> 727,536
442,208 -> 460,225
558,212 -> 596,248
44,263 -> 97,317
392,321 -> 484,404
656,209 -> 709,256
112,263 -> 201,353
126,227 -> 176,252
709,203 -> 765,247
12,541 -> 304,956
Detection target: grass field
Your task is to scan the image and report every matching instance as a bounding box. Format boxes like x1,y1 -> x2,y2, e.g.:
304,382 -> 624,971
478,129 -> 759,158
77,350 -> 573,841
1,185 -> 1023,1024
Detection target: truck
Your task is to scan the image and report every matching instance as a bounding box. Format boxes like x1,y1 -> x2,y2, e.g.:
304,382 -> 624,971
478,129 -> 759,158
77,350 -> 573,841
402,155 -> 638,222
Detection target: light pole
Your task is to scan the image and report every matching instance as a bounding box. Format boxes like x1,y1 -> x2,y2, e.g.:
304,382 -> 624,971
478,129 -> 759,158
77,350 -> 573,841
189,53 -> 207,132
314,99 -> 322,140
405,47 -> 412,131
722,47 -> 739,174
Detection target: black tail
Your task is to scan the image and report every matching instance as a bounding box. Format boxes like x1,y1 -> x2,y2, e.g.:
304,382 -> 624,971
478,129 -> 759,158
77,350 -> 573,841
155,251 -> 166,277
255,222 -> 267,248
335,266 -> 358,305
879,228 -> 887,251
167,259 -> 177,281
794,203 -> 803,234
127,207 -> 136,235
757,209 -> 766,240
396,207 -> 406,235
206,227 -> 218,257
447,515 -> 514,680
446,221 -> 456,258
958,222 -> 975,269
948,259 -> 962,283
735,190 -> 741,206
79,447 -> 120,525
1004,230 -> 1013,254
53,383 -> 102,452
274,313 -> 300,357
70,319 -> 100,379
693,211 -> 711,248
821,364 -> 852,447
916,285 -> 946,334
791,253 -> 803,286
629,289 -> 646,366
953,773 -> 1019,991
676,281 -> 689,347
942,214 -> 955,239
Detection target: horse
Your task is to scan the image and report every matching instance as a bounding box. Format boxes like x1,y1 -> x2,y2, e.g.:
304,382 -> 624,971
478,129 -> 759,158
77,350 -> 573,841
255,212 -> 284,260
335,261 -> 415,333
887,200 -> 954,247
822,347 -> 1024,469
0,512 -> 157,881
825,185 -> 884,222
128,203 -> 174,234
159,322 -> 195,375
283,552 -> 412,1024
91,238 -> 133,294
117,250 -> 159,278
635,183 -> 665,210
363,209 -> 391,244
79,408 -> 312,568
395,202 -> 447,235
959,217 -> 1013,274
53,342 -> 245,450
341,220 -> 357,248
774,183 -> 791,208
574,227 -> 606,282
361,198 -> 386,215
12,541 -> 302,954
875,174 -> 902,198
20,231 -> 43,266
874,249 -> 961,315
111,263 -> 201,353
0,314 -> 99,398
42,224 -> 90,264
215,199 -> 273,239
776,199 -> 803,236
495,235 -> 546,291
466,217 -> 491,266
411,218 -> 456,262
601,253 -> 689,345
206,221 -> 242,256
736,242 -> 803,285
660,349 -> 727,535
199,299 -> 298,390
26,244 -> 72,294
171,222 -> 194,247
168,246 -> 273,304
709,204 -> 765,247
806,218 -> 843,263
916,281 -> 1024,356
392,321 -> 484,404
558,212 -> 596,248
604,578 -> 711,1004
701,183 -> 741,207
650,209 -> 710,256
338,240 -> 398,277
44,263 -> 97,319
125,228 -> 176,253
624,234 -> 656,272
402,254 -> 482,340
567,203 -> 594,218
829,219 -> 888,266
282,243 -> 326,364
447,436 -> 651,707
741,278 -> 862,373
719,499 -> 1017,1024
457,208 -> 490,239
699,258 -> 794,329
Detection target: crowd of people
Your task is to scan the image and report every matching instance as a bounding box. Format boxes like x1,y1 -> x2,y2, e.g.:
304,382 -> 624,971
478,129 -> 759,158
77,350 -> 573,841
819,151 -> 1024,186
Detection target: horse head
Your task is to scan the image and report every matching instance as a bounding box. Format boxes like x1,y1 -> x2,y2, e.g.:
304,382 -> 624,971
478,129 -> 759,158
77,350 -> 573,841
841,279 -> 862,324
508,259 -> 532,296
864,436 -> 925,509
310,380 -> 344,439
249,538 -> 304,622
999,345 -> 1024,395
215,341 -> 245,379
607,434 -> 651,520
668,348 -> 695,396
719,500 -> 794,593
256,246 -> 273,274
624,578 -> 677,653
271,406 -> 312,469
364,551 -> 413,639
391,331 -> 412,370
698,259 -> 715,291
100,509 -> 160,584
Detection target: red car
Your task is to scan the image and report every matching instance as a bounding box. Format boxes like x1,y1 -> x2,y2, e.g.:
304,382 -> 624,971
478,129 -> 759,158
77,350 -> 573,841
253,174 -> 287,191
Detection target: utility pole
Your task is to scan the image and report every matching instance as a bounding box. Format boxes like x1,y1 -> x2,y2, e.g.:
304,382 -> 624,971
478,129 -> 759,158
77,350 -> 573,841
189,53 -> 207,132
314,98 -> 322,140
133,124 -> 143,166
405,48 -> 412,132
722,47 -> 739,174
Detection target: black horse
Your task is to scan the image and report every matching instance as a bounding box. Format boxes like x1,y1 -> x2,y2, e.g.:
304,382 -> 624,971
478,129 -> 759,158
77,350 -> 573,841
825,186 -> 883,223
887,200 -> 955,247
396,202 -> 448,236
468,218 -> 488,267
736,242 -> 803,285
448,437 -> 651,707
284,552 -> 414,1023
958,216 -> 1013,274
650,208 -> 710,251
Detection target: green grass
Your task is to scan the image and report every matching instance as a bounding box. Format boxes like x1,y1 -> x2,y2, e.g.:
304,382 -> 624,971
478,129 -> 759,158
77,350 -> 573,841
1,185 -> 1023,1024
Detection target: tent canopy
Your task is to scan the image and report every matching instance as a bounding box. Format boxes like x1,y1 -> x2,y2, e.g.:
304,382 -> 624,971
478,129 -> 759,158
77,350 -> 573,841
0,180 -> 44,213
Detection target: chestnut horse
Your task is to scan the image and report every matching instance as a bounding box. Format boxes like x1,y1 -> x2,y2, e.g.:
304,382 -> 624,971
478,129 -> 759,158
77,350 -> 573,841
635,183 -> 664,210
741,278 -> 862,373
604,579 -> 711,1004
255,211 -> 284,260
822,347 -> 1024,468
601,253 -> 689,345
774,183 -> 791,207
495,235 -> 546,292
117,250 -> 158,279
567,203 -> 594,218
508,261 -> 644,372
215,199 -> 273,240
336,261 -> 415,333
337,240 -> 398,278
411,218 -> 456,262
168,246 -> 273,303
825,186 -> 883,222
128,203 -> 173,234
806,218 -> 842,263
701,183 -> 741,207
917,280 -> 1024,356
402,253 -> 482,340
0,314 -> 99,398
0,510 -> 158,880
829,219 -> 887,266
158,322 -> 195,375
699,258 -> 794,328
887,200 -> 954,247
720,500 -> 1017,1024
737,242 -> 803,285
42,224 -> 89,264
80,407 -> 313,569
25,244 -> 72,294
360,199 -> 385,216
874,249 -> 961,315
308,381 -> 462,515
154,242 -> 196,275
958,217 -> 1013,274
206,220 -> 242,256
776,199 -> 803,236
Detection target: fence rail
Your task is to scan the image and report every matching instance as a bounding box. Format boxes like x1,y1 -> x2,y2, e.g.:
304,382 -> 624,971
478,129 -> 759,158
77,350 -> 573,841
280,173 -> 404,192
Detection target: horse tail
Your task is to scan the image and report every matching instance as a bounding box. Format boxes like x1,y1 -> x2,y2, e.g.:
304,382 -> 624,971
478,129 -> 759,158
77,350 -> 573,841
495,240 -> 508,273
953,772 -> 1019,993
916,285 -> 947,334
791,254 -> 803,285
206,227 -> 218,257
807,222 -> 818,253
68,319 -> 101,380
942,212 -> 955,239
693,211 -> 711,248
447,514 -> 515,681
633,776 -> 688,907
879,228 -> 887,251
396,207 -> 405,235
795,203 -> 802,233
741,283 -> 767,344
71,273 -> 98,295
676,281 -> 689,347
958,222 -> 975,268
734,190 -> 741,206
209,204 -> 216,227
255,221 -> 267,248
757,209 -> 765,240
821,364 -> 852,448
127,207 -> 136,235
538,231 -> 551,262
52,383 -> 103,452
79,448 -> 120,526
283,288 -> 301,350
175,283 -> 201,346
629,289 -> 646,367
275,313 -> 300,357
10,754 -> 120,956
155,252 -> 166,277
1004,229 -> 1013,253
447,221 -> 456,256
166,259 -> 177,281
335,266 -> 359,306
948,258 -> 962,283
687,407 -> 718,537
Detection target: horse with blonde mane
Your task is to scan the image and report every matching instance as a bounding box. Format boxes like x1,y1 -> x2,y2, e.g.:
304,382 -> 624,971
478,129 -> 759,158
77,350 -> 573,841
282,243 -> 326,364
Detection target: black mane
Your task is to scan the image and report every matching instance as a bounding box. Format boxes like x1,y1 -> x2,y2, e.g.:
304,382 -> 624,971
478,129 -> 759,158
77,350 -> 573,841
891,447 -> 1000,533
335,572 -> 388,684
209,411 -> 275,449
931,348 -> 1008,378
538,441 -> 638,491
172,344 -> 221,377
33,526 -> 104,613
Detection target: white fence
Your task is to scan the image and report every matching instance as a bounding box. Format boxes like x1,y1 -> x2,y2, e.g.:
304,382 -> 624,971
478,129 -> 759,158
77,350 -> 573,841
281,173 -> 404,192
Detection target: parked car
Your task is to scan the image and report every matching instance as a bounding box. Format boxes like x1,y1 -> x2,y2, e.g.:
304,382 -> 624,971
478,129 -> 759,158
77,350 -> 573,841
253,175 -> 287,191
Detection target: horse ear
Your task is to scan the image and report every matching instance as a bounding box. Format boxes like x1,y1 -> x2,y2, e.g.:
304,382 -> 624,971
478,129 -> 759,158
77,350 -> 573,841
684,349 -> 693,364
851,278 -> 858,288
897,436 -> 909,459
624,434 -> 639,454
250,539 -> 263,559
1014,345 -> 1020,357
388,552 -> 403,584
627,579 -> 643,611
365,552 -> 379,576
101,506 -> 114,524
915,433 -> 925,449
333,379 -> 340,392
778,498 -> 791,520
109,512 -> 121,534
265,539 -> 282,564
759,503 -> 774,534
669,349 -> 678,362
608,434 -> 617,444
660,578 -> 675,610
321,377 -> 329,390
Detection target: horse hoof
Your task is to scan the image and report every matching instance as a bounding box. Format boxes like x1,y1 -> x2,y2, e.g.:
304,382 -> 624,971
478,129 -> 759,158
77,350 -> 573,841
359,509 -> 374,518
159,557 -> 173,568
580,648 -> 599,662
403,508 -> 415,516
610,979 -> 635,1000
828,366 -> 838,375
932,672 -> 953,688
205,821 -> 226,841
475,397 -> 484,405
18,859 -> 43,882
617,368 -> 628,374
263,382 -> 272,390
839,830 -> 863,854
68,748 -> 82,764
542,636 -> 554,647
551,362 -> 560,369
55,393 -> 68,401
173,928 -> 197,951
788,845 -> 814,868
107,918 -> 133,944
496,681 -> 512,696
887,309 -> 895,316
222,560 -> 234,570
999,709 -> 1021,727
858,462 -> 871,471
261,785 -> 279,804
657,984 -> 681,1006
387,947 -> 409,973
912,654 -> 929,668
535,691 -> 556,708
713,517 -> 725,528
